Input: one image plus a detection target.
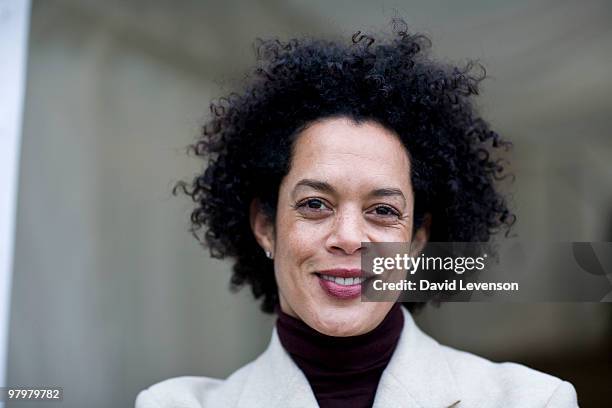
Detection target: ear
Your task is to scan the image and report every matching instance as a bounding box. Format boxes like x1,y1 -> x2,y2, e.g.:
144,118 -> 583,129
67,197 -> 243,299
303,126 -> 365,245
249,198 -> 276,257
410,213 -> 431,256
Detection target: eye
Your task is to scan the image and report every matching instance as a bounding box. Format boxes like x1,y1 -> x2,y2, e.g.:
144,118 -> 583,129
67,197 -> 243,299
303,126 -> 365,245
367,205 -> 401,221
295,198 -> 333,215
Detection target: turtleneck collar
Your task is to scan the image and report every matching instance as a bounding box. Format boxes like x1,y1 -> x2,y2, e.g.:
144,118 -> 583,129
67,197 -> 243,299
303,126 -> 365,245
274,302 -> 404,408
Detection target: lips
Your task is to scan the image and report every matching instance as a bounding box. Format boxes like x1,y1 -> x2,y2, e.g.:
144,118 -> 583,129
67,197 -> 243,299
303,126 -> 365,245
315,268 -> 373,299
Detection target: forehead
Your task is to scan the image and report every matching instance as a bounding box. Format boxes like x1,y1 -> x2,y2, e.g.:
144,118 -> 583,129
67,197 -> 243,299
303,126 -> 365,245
288,117 -> 411,183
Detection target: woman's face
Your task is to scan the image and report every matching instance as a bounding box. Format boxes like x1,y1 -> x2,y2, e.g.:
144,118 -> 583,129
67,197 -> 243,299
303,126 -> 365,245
252,116 -> 427,336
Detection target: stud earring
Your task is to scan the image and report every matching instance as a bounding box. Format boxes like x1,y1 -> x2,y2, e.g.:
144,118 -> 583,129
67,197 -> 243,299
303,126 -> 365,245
265,250 -> 273,259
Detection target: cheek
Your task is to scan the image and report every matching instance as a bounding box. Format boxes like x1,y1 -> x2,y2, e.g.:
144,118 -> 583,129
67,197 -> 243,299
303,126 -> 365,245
383,227 -> 413,243
276,220 -> 321,264
360,219 -> 415,243
275,206 -> 323,249
274,213 -> 322,274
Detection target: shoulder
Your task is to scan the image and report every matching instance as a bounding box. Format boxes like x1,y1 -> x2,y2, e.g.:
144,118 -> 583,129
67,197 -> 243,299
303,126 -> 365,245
135,360 -> 255,408
439,344 -> 578,407
134,326 -> 302,408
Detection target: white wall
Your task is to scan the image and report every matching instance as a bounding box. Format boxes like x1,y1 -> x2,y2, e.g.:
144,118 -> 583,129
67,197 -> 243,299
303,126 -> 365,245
0,1 -> 30,405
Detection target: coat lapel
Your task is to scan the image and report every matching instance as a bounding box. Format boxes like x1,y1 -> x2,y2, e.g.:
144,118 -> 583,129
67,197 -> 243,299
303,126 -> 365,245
236,326 -> 319,408
237,306 -> 461,408
373,307 -> 462,408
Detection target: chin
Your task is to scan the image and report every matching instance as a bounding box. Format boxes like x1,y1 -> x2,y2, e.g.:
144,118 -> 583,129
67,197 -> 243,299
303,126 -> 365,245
308,305 -> 369,337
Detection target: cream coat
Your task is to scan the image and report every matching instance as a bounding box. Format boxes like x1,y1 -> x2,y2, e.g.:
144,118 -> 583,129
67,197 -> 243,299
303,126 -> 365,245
135,307 -> 579,407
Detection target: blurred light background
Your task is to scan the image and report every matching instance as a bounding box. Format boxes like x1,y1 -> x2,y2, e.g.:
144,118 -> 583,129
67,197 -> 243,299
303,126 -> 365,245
6,0 -> 612,407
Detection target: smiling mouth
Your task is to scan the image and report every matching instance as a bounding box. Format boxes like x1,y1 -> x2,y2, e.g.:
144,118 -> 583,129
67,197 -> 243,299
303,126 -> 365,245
314,271 -> 373,299
315,273 -> 364,286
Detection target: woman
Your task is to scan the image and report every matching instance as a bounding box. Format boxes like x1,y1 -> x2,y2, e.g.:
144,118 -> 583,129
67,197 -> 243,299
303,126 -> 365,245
136,21 -> 578,408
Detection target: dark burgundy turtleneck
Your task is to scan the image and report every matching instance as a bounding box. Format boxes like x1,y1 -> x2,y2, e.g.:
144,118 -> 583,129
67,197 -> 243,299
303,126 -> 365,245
275,302 -> 404,408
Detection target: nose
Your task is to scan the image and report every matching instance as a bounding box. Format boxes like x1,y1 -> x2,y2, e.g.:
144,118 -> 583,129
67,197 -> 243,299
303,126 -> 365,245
325,207 -> 367,255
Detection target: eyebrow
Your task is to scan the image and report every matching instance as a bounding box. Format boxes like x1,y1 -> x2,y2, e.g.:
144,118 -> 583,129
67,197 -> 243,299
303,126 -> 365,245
292,179 -> 407,207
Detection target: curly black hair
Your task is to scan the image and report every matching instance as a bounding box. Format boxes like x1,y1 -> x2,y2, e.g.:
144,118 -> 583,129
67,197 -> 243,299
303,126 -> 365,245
175,20 -> 515,314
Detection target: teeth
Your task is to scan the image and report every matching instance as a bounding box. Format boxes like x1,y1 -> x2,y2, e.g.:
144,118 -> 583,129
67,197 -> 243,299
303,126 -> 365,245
320,275 -> 362,285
